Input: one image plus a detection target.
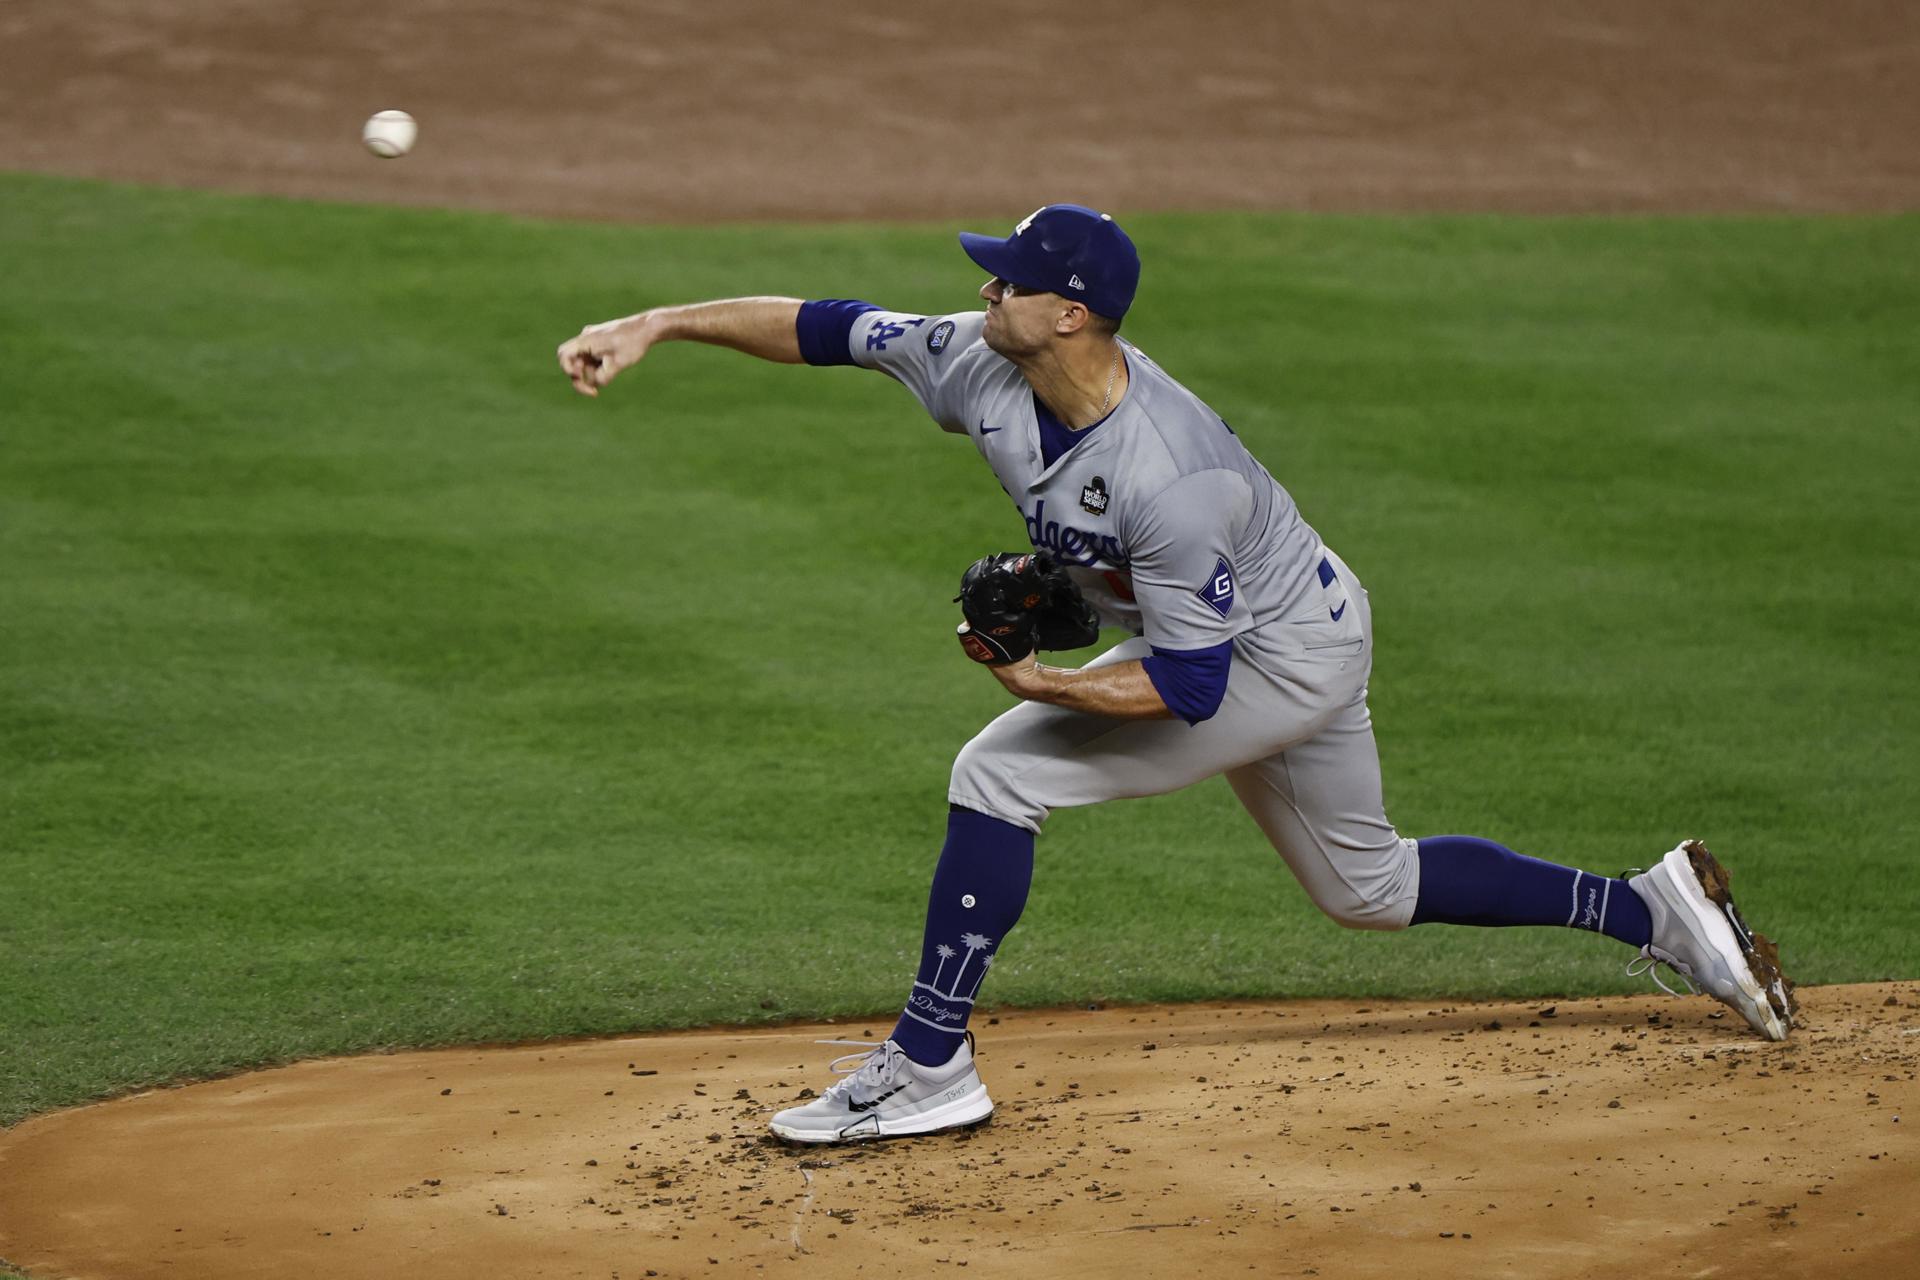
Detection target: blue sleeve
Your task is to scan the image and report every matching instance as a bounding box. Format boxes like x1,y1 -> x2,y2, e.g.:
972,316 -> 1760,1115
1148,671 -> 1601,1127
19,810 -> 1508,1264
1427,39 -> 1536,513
1140,640 -> 1233,725
796,299 -> 882,366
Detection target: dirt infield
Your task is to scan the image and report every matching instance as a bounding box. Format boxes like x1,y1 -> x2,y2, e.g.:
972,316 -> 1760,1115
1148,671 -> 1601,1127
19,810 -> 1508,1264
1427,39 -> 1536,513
2,984 -> 1915,1279
3,0 -> 1918,220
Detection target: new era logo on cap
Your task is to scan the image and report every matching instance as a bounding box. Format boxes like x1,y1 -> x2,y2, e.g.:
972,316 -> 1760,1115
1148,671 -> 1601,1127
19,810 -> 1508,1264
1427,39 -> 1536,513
1068,274 -> 1085,290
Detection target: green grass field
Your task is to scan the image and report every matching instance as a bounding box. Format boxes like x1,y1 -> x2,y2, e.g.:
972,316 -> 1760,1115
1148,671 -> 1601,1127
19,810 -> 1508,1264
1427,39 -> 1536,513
2,173 -> 1915,1127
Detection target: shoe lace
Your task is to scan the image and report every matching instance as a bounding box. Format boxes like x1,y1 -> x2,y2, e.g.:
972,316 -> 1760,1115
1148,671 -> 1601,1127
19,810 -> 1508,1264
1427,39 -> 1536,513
1617,863 -> 1703,998
814,1040 -> 901,1105
1627,947 -> 1699,997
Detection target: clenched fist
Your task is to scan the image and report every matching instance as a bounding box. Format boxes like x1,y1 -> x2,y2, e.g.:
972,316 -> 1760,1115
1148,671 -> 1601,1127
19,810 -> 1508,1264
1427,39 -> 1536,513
556,313 -> 658,397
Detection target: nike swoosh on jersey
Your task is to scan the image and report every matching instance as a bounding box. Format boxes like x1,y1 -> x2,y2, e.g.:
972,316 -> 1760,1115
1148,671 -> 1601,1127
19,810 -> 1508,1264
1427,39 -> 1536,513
980,426 -> 1002,436
1330,602 -> 1347,622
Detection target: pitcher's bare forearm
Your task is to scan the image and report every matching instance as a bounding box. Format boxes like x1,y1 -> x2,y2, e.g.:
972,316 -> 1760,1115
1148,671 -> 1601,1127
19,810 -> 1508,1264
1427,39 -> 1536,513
558,297 -> 805,396
641,297 -> 805,362
988,655 -> 1175,720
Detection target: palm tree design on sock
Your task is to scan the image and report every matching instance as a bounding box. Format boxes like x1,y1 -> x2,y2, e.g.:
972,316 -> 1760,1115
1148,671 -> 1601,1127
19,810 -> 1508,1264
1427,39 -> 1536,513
967,952 -> 996,1001
929,943 -> 957,990
947,932 -> 992,998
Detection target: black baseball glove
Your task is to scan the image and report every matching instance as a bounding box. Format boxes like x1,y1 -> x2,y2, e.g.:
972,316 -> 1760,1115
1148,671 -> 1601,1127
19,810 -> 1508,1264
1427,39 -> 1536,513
954,552 -> 1102,665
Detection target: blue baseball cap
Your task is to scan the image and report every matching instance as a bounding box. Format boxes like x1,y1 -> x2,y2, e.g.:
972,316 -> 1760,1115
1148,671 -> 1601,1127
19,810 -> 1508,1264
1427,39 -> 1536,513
958,204 -> 1141,320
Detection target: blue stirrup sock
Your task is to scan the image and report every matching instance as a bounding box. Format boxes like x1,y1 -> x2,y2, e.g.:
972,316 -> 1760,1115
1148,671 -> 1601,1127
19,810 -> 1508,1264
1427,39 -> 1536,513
1410,835 -> 1652,947
890,806 -> 1035,1066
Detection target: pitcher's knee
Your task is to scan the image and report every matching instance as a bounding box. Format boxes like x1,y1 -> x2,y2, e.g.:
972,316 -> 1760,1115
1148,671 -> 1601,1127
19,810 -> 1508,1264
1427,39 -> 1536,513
1316,893 -> 1414,932
1304,836 -> 1420,932
948,736 -> 1046,833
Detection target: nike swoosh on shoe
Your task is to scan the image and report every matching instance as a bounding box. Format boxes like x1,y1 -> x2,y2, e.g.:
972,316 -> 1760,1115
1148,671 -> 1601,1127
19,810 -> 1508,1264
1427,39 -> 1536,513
848,1087 -> 904,1113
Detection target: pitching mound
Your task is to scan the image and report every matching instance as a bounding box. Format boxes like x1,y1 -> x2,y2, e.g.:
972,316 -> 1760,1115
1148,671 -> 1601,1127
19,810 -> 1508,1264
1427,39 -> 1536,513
2,983 -> 1913,1278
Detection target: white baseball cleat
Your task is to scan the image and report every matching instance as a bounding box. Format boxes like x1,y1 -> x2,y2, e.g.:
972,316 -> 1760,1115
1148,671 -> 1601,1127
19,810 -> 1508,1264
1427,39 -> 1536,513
768,1034 -> 993,1144
1627,839 -> 1797,1041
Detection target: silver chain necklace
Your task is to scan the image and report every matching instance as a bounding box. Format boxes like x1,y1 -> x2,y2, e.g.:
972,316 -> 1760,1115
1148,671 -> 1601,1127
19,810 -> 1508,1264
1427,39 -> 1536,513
1100,345 -> 1121,416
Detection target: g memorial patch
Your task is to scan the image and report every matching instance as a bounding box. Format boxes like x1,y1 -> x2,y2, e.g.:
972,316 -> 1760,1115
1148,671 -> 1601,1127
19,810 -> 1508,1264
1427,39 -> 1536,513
1196,557 -> 1235,618
927,320 -> 956,353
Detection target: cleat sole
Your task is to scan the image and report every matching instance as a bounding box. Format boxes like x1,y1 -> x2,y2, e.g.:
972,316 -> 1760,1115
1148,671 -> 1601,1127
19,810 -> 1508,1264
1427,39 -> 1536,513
1682,839 -> 1797,1035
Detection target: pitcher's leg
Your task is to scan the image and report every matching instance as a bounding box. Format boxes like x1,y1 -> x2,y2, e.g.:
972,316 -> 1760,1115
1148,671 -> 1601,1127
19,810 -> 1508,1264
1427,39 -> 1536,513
1226,692 -> 1421,931
1412,836 -> 1649,944
950,636 -> 1340,831
887,806 -> 1034,1066
918,633 -> 1354,1066
1226,691 -> 1660,942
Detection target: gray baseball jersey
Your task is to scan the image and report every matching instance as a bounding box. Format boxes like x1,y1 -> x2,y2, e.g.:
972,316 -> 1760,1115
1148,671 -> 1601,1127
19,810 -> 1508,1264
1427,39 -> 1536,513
828,304 -> 1418,931
843,309 -> 1328,657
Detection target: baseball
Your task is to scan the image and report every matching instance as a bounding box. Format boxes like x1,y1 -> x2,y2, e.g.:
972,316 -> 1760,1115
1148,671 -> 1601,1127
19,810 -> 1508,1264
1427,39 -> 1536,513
361,109 -> 418,159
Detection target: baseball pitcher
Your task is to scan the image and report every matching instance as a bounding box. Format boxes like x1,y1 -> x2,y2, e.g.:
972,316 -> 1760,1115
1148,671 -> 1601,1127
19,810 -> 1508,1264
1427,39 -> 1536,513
558,204 -> 1796,1145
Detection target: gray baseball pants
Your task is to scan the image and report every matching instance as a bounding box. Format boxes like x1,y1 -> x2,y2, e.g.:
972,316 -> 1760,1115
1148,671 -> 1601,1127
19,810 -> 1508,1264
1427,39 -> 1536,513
947,548 -> 1421,930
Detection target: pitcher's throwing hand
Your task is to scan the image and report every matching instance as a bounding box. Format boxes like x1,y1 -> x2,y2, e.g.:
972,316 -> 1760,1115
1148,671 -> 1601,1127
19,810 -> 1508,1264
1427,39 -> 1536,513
556,314 -> 656,397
